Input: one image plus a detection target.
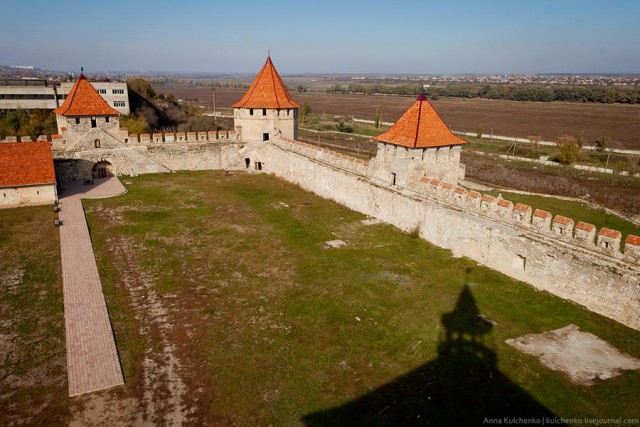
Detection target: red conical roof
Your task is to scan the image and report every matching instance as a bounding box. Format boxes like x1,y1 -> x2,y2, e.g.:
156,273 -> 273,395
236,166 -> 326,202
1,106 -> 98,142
373,93 -> 465,148
53,74 -> 120,116
233,56 -> 300,109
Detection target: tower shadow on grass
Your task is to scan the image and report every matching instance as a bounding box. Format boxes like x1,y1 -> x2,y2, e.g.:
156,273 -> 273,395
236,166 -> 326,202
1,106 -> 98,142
303,276 -> 564,426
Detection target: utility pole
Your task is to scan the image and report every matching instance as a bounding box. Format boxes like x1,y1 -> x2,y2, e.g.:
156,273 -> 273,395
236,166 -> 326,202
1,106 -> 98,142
212,88 -> 216,116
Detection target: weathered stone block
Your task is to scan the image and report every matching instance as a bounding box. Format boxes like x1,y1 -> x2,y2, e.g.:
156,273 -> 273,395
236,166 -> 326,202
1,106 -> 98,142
453,187 -> 466,205
152,133 -> 163,143
532,209 -> 551,230
164,132 -> 175,143
140,133 -> 151,144
512,203 -> 532,225
552,215 -> 574,238
480,194 -> 496,212
597,228 -> 622,254
574,221 -> 596,245
466,190 -> 481,209
624,235 -> 640,258
198,131 -> 208,141
496,199 -> 514,220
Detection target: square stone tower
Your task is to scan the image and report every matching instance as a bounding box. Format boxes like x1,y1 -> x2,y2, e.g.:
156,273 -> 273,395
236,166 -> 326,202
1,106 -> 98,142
52,74 -> 128,150
233,56 -> 300,143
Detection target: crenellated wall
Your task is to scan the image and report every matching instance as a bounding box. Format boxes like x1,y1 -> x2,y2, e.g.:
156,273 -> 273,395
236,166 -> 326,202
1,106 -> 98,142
260,140 -> 640,331
6,130 -> 639,330
127,129 -> 239,144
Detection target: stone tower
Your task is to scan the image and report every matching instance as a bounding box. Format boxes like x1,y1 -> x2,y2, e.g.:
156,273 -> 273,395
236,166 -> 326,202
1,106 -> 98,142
369,92 -> 466,186
52,74 -> 128,150
233,56 -> 300,143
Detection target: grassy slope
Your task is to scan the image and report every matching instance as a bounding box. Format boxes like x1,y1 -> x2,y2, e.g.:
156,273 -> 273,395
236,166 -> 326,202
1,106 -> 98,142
0,205 -> 70,425
84,172 -> 639,426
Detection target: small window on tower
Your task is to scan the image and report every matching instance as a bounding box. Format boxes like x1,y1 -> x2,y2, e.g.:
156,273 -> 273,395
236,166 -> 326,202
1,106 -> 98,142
91,118 -> 97,128
75,117 -> 80,124
263,133 -> 269,141
262,109 -> 266,116
250,109 -> 254,115
105,116 -> 110,123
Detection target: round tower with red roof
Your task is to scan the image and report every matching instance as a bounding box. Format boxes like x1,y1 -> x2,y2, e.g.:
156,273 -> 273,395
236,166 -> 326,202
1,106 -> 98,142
370,92 -> 467,186
233,56 -> 300,143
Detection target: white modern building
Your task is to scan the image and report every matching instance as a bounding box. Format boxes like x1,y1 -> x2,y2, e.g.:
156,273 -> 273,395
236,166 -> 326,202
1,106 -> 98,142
0,78 -> 130,114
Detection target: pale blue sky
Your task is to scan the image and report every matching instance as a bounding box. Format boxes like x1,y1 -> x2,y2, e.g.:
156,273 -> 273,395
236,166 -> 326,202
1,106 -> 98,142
1,0 -> 638,74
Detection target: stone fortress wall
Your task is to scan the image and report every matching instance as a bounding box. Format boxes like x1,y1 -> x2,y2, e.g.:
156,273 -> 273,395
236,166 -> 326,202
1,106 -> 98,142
260,137 -> 640,330
2,128 -> 639,330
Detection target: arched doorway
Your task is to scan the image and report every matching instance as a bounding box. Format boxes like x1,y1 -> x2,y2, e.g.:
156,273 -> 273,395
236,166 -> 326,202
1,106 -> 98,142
92,161 -> 114,179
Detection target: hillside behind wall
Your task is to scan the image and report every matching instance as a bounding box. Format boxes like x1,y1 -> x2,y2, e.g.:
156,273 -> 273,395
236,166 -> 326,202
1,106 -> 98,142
265,138 -> 640,331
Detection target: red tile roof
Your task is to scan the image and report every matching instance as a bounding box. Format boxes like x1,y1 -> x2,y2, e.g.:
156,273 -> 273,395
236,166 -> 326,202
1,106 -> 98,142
373,93 -> 466,148
481,195 -> 495,203
533,209 -> 551,218
575,221 -> 595,232
625,235 -> 640,246
454,187 -> 466,194
553,215 -> 573,225
53,74 -> 120,117
467,190 -> 481,198
599,227 -> 622,239
0,142 -> 56,187
514,203 -> 531,212
233,56 -> 300,109
497,199 -> 512,208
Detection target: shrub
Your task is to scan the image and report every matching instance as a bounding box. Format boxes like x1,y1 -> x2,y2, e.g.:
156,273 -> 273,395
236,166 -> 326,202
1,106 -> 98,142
557,142 -> 580,165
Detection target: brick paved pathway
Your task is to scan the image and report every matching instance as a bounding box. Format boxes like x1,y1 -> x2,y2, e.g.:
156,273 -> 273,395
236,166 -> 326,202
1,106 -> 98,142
59,191 -> 124,396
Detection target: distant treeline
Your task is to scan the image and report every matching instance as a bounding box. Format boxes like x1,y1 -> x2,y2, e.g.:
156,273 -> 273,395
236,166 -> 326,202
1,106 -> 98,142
327,83 -> 640,104
147,77 -> 250,89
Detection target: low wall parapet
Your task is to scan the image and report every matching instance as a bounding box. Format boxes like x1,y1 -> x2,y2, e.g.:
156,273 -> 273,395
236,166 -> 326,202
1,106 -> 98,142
125,129 -> 238,145
411,176 -> 639,261
275,137 -> 369,175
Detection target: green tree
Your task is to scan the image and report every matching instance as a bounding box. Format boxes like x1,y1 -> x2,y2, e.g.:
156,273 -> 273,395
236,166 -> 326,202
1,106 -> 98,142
302,102 -> 311,123
576,133 -> 585,149
336,121 -> 353,133
120,114 -> 149,134
375,108 -> 381,129
476,124 -> 484,141
595,136 -> 610,152
127,78 -> 156,99
558,141 -> 580,165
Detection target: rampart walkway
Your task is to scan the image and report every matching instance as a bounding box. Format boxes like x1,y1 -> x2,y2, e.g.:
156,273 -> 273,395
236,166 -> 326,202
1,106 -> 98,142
59,177 -> 126,396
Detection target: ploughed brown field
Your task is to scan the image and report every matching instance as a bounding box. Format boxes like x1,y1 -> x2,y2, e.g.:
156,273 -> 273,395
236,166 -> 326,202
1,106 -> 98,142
154,87 -> 640,149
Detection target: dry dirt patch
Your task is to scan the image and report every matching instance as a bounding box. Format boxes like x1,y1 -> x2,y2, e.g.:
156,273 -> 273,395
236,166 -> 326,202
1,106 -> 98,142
506,324 -> 640,385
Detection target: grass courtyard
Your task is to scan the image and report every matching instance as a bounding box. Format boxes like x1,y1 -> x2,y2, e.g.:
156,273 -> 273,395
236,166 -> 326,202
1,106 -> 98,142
1,171 -> 639,425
